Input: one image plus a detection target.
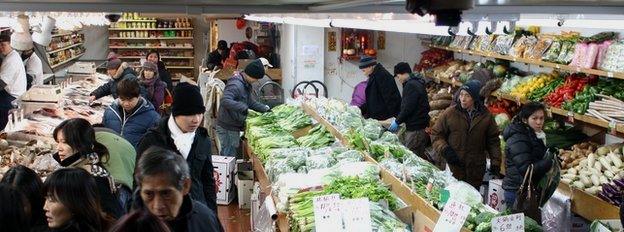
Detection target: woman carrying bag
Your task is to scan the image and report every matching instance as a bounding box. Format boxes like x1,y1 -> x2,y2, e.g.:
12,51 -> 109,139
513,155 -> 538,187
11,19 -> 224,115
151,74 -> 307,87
503,102 -> 554,220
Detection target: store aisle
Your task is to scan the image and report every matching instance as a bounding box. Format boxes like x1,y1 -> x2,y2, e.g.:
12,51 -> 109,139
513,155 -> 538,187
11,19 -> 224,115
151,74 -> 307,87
218,202 -> 251,232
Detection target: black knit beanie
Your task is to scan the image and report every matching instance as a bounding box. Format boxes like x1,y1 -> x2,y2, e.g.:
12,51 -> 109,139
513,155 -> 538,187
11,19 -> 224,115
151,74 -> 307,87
171,82 -> 205,116
244,59 -> 265,79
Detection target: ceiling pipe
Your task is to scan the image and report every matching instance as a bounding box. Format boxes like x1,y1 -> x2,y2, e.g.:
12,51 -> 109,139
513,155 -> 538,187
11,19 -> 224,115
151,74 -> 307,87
308,0 -> 403,12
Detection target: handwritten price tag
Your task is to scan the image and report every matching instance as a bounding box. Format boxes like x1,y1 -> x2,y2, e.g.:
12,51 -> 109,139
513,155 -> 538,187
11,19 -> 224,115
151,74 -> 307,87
342,198 -> 372,232
492,213 -> 525,232
433,199 -> 471,232
313,194 -> 342,231
546,108 -> 552,118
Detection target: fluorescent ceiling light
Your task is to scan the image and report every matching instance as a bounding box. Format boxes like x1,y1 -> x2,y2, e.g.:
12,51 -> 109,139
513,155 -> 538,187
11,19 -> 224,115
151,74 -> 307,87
330,19 -> 450,36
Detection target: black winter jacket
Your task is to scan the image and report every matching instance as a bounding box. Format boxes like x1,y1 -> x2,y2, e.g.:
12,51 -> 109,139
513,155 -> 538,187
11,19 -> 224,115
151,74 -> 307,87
156,61 -> 173,92
133,194 -> 224,232
360,64 -> 401,120
136,116 -> 217,212
217,73 -> 268,131
90,66 -> 146,99
396,73 -> 430,131
502,122 -> 553,191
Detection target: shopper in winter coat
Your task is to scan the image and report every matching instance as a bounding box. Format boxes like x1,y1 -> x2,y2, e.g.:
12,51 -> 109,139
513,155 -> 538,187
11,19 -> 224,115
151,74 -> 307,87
139,61 -> 167,111
132,147 -> 224,232
503,102 -> 553,208
137,82 -> 217,213
52,118 -> 124,219
389,62 -> 430,158
1,165 -> 47,232
90,56 -> 144,101
43,168 -> 114,232
94,126 -> 136,212
103,78 -> 160,148
350,80 -> 367,107
431,79 -> 502,188
146,50 -> 173,92
0,34 -> 27,130
206,40 -> 229,71
216,59 -> 270,157
358,56 -> 401,120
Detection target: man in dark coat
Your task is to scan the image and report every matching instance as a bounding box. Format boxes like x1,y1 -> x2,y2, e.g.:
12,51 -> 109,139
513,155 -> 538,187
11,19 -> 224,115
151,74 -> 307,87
137,82 -> 217,213
90,56 -> 146,101
133,147 -> 223,232
358,56 -> 401,120
216,59 -> 270,157
102,78 -> 160,148
389,62 -> 431,159
431,79 -> 502,188
205,40 -> 229,71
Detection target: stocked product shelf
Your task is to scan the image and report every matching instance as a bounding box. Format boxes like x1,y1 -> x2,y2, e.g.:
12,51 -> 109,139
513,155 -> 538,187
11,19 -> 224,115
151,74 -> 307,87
118,56 -> 194,59
557,182 -> 620,221
51,30 -> 82,38
118,19 -> 157,23
47,42 -> 83,54
428,45 -> 624,80
108,28 -> 193,31
109,46 -> 193,49
109,37 -> 194,40
50,53 -> 84,69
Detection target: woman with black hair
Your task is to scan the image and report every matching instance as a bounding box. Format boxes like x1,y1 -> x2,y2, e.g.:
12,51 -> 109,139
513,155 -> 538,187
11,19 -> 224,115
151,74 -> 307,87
0,183 -> 31,232
503,102 -> 553,208
52,118 -> 123,219
146,50 -> 173,92
109,210 -> 171,232
1,165 -> 46,231
43,168 -> 113,232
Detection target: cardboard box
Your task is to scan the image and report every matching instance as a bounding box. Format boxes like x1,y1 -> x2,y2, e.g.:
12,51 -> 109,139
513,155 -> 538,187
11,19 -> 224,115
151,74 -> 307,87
213,155 -> 236,205
487,179 -> 506,212
237,160 -> 254,209
413,210 -> 436,232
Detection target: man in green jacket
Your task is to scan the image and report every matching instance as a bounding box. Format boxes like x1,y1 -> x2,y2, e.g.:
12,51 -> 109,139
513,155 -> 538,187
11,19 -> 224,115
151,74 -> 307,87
94,126 -> 136,212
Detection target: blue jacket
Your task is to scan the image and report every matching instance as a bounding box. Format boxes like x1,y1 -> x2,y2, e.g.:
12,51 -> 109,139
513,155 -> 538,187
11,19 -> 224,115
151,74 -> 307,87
103,97 -> 160,148
216,73 -> 268,131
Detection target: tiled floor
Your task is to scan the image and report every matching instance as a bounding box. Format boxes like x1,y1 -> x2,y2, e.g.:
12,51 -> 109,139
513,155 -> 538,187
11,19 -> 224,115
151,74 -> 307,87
218,201 -> 251,232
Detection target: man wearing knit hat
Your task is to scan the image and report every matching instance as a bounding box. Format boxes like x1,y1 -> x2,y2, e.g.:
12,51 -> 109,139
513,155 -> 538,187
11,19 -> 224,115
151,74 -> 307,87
137,82 -> 217,213
389,62 -> 430,160
89,53 -> 143,102
430,79 -> 502,188
358,56 -> 401,120
216,59 -> 270,157
0,33 -> 27,130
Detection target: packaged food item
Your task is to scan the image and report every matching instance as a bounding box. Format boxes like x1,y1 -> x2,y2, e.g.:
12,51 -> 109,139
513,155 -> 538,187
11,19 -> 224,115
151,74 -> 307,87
595,40 -> 613,68
600,41 -> 624,72
492,34 -> 515,55
509,35 -> 535,58
480,35 -> 497,52
526,35 -> 554,60
543,38 -> 562,62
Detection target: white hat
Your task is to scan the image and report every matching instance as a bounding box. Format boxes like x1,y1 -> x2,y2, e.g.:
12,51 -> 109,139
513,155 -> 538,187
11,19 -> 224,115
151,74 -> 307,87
32,16 -> 56,47
259,57 -> 273,68
11,32 -> 33,51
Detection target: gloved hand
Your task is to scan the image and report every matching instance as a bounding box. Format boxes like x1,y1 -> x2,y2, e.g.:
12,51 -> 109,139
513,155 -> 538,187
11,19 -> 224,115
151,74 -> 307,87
388,120 -> 399,133
442,146 -> 463,167
264,105 -> 271,112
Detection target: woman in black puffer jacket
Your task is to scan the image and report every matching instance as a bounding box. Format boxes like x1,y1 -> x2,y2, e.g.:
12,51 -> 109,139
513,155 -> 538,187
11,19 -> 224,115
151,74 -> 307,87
503,102 -> 553,209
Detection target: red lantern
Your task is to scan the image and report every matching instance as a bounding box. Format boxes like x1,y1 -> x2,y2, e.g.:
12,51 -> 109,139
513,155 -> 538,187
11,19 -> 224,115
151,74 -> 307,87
236,18 -> 246,30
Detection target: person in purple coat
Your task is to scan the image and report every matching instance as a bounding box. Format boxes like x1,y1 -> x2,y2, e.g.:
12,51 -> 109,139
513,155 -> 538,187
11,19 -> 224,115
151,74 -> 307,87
139,61 -> 166,111
350,80 -> 368,107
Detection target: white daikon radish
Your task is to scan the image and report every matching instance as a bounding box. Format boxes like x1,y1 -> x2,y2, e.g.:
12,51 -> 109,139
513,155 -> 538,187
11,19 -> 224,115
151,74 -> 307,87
600,175 -> 609,185
591,174 -> 601,187
604,170 -> 616,178
588,153 -> 597,167
572,181 -> 585,189
595,162 -> 603,172
580,175 -> 592,187
608,152 -> 623,167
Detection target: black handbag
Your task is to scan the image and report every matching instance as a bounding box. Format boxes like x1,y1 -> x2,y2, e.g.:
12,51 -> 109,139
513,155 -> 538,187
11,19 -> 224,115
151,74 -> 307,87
513,164 -> 542,223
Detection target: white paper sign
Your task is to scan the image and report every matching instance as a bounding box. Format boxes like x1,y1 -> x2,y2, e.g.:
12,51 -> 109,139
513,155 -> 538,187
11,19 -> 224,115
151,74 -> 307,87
313,194 -> 343,231
341,198 -> 372,232
433,199 -> 471,232
492,213 -> 524,232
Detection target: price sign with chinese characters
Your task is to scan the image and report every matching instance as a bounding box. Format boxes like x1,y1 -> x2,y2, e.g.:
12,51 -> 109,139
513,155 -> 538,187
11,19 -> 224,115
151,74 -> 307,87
313,194 -> 343,231
341,198 -> 372,232
492,213 -> 525,232
433,199 -> 471,232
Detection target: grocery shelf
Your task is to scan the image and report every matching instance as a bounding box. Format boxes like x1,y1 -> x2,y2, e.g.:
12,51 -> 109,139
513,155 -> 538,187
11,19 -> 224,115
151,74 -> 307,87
109,37 -> 194,40
51,30 -> 82,38
47,42 -> 83,54
50,53 -> 84,69
118,56 -> 194,59
118,19 -> 156,23
428,45 -> 624,80
109,46 -> 193,50
108,28 -> 193,31
491,91 -> 624,133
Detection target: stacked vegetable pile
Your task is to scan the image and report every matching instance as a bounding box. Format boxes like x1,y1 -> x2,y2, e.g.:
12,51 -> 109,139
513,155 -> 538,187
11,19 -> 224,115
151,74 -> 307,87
542,31 -> 580,64
295,124 -> 335,148
288,176 -> 409,232
561,143 -> 624,198
587,95 -> 624,123
508,72 -> 558,100
527,77 -> 564,102
428,91 -> 453,125
543,73 -> 593,108
414,48 -> 454,72
561,78 -> 624,115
